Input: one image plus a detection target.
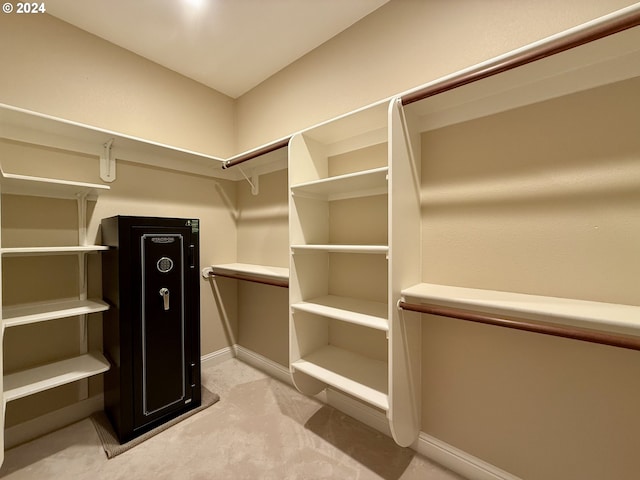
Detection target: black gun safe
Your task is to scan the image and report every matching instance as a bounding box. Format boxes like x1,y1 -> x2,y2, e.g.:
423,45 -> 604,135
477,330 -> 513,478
101,216 -> 201,442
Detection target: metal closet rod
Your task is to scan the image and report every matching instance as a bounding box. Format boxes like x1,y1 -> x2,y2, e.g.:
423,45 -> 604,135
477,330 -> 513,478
398,301 -> 640,352
222,9 -> 640,171
208,270 -> 289,288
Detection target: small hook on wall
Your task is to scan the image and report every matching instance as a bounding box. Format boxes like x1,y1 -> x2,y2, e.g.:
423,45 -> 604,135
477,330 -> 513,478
100,138 -> 116,182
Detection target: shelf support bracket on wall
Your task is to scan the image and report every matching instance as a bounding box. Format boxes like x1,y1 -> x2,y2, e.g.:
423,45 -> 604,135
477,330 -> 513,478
238,166 -> 259,195
100,138 -> 116,183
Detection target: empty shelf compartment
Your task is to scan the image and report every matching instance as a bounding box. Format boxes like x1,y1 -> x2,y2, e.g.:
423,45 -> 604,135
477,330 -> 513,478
291,166 -> 388,201
2,298 -> 109,328
292,345 -> 389,411
292,295 -> 388,331
4,352 -> 110,402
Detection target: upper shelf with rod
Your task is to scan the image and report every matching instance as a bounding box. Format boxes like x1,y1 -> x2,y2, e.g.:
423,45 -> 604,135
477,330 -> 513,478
400,283 -> 640,351
203,263 -> 289,288
0,104 -> 226,181
399,5 -> 640,133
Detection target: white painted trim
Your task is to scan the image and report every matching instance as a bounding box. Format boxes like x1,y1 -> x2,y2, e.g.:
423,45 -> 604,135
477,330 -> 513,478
201,346 -> 236,369
233,345 -> 292,385
413,432 -> 523,480
4,394 -> 104,449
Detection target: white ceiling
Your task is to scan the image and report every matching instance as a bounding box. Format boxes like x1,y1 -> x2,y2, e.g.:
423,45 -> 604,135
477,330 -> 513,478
46,0 -> 389,98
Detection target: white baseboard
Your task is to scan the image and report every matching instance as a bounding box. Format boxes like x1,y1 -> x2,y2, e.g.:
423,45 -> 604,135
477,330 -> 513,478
232,344 -> 292,385
413,432 -> 523,480
229,344 -> 521,480
4,394 -> 104,450
201,345 -> 236,368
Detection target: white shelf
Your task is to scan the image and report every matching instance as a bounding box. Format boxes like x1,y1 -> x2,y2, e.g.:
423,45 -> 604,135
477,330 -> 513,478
210,263 -> 289,282
291,244 -> 388,254
0,245 -> 109,256
301,101 -> 389,156
402,283 -> 640,338
0,104 -> 228,180
291,166 -> 388,201
292,295 -> 388,331
0,168 -> 109,200
2,298 -> 109,329
3,352 -> 110,403
291,345 -> 389,411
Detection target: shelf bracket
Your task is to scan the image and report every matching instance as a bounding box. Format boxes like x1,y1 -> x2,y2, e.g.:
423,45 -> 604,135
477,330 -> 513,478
100,138 -> 116,183
238,166 -> 259,195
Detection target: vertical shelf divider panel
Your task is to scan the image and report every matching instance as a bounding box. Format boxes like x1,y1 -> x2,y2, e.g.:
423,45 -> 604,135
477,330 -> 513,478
387,99 -> 422,446
289,132 -> 330,395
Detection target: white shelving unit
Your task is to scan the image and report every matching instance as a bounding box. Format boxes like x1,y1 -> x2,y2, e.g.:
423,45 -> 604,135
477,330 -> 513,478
391,20 -> 640,353
0,167 -> 111,459
288,99 -> 422,447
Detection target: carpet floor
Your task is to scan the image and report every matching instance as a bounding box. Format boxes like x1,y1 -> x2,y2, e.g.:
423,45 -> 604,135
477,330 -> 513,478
0,358 -> 465,480
91,386 -> 220,458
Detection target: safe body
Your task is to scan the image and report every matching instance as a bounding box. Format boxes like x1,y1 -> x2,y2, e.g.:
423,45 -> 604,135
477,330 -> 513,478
101,216 -> 201,442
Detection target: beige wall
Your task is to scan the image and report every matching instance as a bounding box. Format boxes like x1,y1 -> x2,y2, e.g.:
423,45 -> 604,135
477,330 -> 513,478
0,13 -> 235,157
419,78 -> 640,480
235,0 -> 638,152
234,169 -> 289,365
2,1 -> 639,478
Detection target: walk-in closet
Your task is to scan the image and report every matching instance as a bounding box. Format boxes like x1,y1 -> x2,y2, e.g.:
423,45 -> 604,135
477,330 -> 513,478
1,2 -> 639,479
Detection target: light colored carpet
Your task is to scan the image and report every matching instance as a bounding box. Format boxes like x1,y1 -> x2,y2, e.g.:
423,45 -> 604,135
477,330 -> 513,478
91,386 -> 220,458
0,358 -> 465,480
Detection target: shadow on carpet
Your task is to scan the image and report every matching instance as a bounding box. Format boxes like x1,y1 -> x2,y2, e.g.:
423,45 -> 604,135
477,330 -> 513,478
91,386 -> 220,459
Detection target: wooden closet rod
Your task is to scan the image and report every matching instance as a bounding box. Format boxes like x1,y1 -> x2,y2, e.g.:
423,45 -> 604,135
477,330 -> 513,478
208,270 -> 289,288
222,137 -> 291,170
397,301 -> 640,352
400,8 -> 640,106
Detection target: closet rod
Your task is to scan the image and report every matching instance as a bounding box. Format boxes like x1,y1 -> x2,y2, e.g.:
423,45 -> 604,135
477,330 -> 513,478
208,270 -> 289,288
397,301 -> 640,352
400,8 -> 640,106
222,137 -> 290,170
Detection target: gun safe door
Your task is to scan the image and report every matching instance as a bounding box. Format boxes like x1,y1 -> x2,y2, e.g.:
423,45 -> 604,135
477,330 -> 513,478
101,216 -> 201,442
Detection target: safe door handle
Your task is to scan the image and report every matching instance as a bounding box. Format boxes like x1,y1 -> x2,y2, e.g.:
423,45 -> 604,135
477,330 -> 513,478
159,287 -> 170,311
